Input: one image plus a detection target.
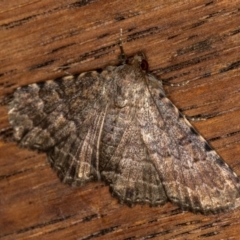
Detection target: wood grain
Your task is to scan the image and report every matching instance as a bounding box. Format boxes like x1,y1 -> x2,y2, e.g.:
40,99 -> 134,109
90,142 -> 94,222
1,0 -> 240,239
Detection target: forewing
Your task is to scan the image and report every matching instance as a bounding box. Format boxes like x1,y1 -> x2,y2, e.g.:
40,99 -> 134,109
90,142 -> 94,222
143,75 -> 240,213
8,71 -> 112,186
100,102 -> 167,206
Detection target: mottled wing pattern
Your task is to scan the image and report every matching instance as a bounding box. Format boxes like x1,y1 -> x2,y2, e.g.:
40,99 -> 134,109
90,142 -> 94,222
143,74 -> 240,213
8,71 -> 112,186
8,50 -> 240,214
99,65 -> 168,206
101,105 -> 167,206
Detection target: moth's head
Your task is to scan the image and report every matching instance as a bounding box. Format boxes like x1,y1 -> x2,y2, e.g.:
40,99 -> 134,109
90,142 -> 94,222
126,52 -> 149,72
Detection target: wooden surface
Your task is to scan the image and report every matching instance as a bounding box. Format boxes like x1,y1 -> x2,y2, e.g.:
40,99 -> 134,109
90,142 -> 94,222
1,0 -> 240,239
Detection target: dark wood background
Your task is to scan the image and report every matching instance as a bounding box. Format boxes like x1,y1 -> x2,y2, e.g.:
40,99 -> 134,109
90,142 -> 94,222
1,0 -> 240,239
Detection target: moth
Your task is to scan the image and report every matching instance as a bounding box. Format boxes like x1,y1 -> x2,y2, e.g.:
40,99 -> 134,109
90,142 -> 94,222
8,34 -> 240,214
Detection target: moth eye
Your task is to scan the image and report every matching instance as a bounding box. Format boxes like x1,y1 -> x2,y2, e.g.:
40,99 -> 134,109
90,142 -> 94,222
141,59 -> 149,71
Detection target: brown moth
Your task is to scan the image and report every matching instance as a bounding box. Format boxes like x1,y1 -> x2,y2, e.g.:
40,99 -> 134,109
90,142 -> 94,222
8,33 -> 240,214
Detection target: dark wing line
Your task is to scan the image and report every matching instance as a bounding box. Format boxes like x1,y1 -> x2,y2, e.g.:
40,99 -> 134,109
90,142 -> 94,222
95,104 -> 109,180
100,105 -> 137,170
47,107 -> 108,185
164,102 -> 214,210
159,100 -> 213,210
144,79 -> 192,208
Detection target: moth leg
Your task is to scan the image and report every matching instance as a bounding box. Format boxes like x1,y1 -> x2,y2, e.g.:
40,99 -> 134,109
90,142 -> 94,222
162,80 -> 189,87
186,116 -> 208,121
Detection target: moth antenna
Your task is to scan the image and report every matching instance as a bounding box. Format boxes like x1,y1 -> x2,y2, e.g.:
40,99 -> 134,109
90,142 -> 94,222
119,28 -> 127,64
